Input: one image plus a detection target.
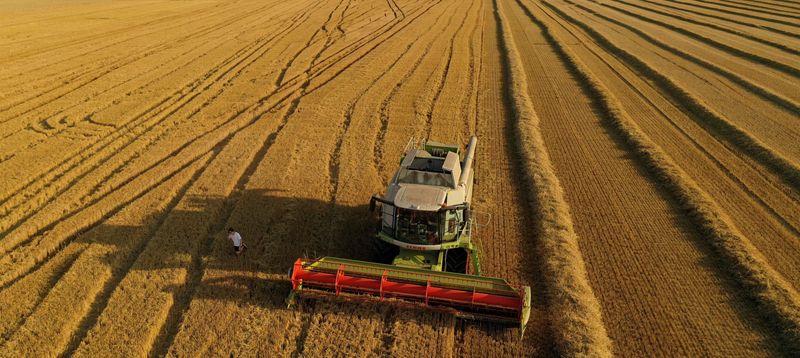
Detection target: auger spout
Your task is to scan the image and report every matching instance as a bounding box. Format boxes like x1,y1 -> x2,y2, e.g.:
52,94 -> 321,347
459,136 -> 477,187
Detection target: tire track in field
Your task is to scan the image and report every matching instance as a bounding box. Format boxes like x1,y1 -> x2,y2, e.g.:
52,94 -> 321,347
426,0 -> 481,145
0,152 -> 214,358
0,1 -> 250,113
2,0 -> 426,286
148,1 -> 353,353
470,0 -> 486,175
0,7 -> 322,289
0,3 -> 319,238
289,300 -> 317,358
319,1 -> 451,352
422,0 -> 474,140
460,0 -> 484,140
148,0 -> 444,353
274,0 -> 346,88
277,0 -> 430,96
313,0 -> 354,66
373,0 -> 456,180
341,4 -> 382,27
386,0 -> 399,19
0,11 -> 276,157
0,0 -> 428,267
0,0 -> 282,125
332,0 -> 353,37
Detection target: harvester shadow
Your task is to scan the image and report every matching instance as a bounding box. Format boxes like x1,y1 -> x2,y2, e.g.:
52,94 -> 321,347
85,189 -> 415,348
91,190 -> 374,288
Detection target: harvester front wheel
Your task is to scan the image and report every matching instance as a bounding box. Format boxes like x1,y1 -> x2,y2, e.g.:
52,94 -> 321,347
444,248 -> 469,274
373,238 -> 399,264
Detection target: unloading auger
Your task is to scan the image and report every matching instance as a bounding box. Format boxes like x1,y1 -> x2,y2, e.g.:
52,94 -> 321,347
288,137 -> 531,335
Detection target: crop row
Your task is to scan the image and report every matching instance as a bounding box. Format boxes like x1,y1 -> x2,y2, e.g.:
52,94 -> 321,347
538,0 -> 800,351
494,0 -> 612,356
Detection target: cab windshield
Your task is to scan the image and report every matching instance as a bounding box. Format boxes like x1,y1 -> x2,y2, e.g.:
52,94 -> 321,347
396,208 -> 440,245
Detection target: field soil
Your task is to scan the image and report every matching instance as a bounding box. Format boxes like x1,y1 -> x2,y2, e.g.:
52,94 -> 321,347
0,0 -> 798,357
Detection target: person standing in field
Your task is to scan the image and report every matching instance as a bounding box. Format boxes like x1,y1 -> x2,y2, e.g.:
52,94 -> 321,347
228,228 -> 246,256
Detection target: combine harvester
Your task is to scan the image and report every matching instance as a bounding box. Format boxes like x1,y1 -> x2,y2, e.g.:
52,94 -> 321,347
288,137 -> 531,334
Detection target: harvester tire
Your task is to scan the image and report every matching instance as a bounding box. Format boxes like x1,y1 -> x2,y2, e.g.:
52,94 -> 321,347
444,248 -> 469,274
373,239 -> 399,264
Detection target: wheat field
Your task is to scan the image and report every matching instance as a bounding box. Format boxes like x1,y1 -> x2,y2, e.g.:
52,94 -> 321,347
0,0 -> 798,356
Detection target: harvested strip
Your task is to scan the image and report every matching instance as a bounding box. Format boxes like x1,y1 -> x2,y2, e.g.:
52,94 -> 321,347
507,0 -> 785,355
669,0 -> 800,25
3,0 -> 798,355
607,0 -> 800,55
0,244 -> 82,342
584,0 -> 800,106
164,0 -> 485,356
495,0 -> 611,355
553,2 -> 800,166
536,0 -> 800,351
543,0 -> 800,291
70,95 -> 293,356
651,0 -> 800,37
1,152 -> 210,357
455,1 -> 552,355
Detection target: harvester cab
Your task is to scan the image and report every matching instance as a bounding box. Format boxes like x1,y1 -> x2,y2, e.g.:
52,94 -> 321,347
371,136 -> 479,275
288,136 -> 531,336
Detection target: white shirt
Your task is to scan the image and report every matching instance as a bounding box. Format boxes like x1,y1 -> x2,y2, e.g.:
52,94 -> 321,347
228,232 -> 242,247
